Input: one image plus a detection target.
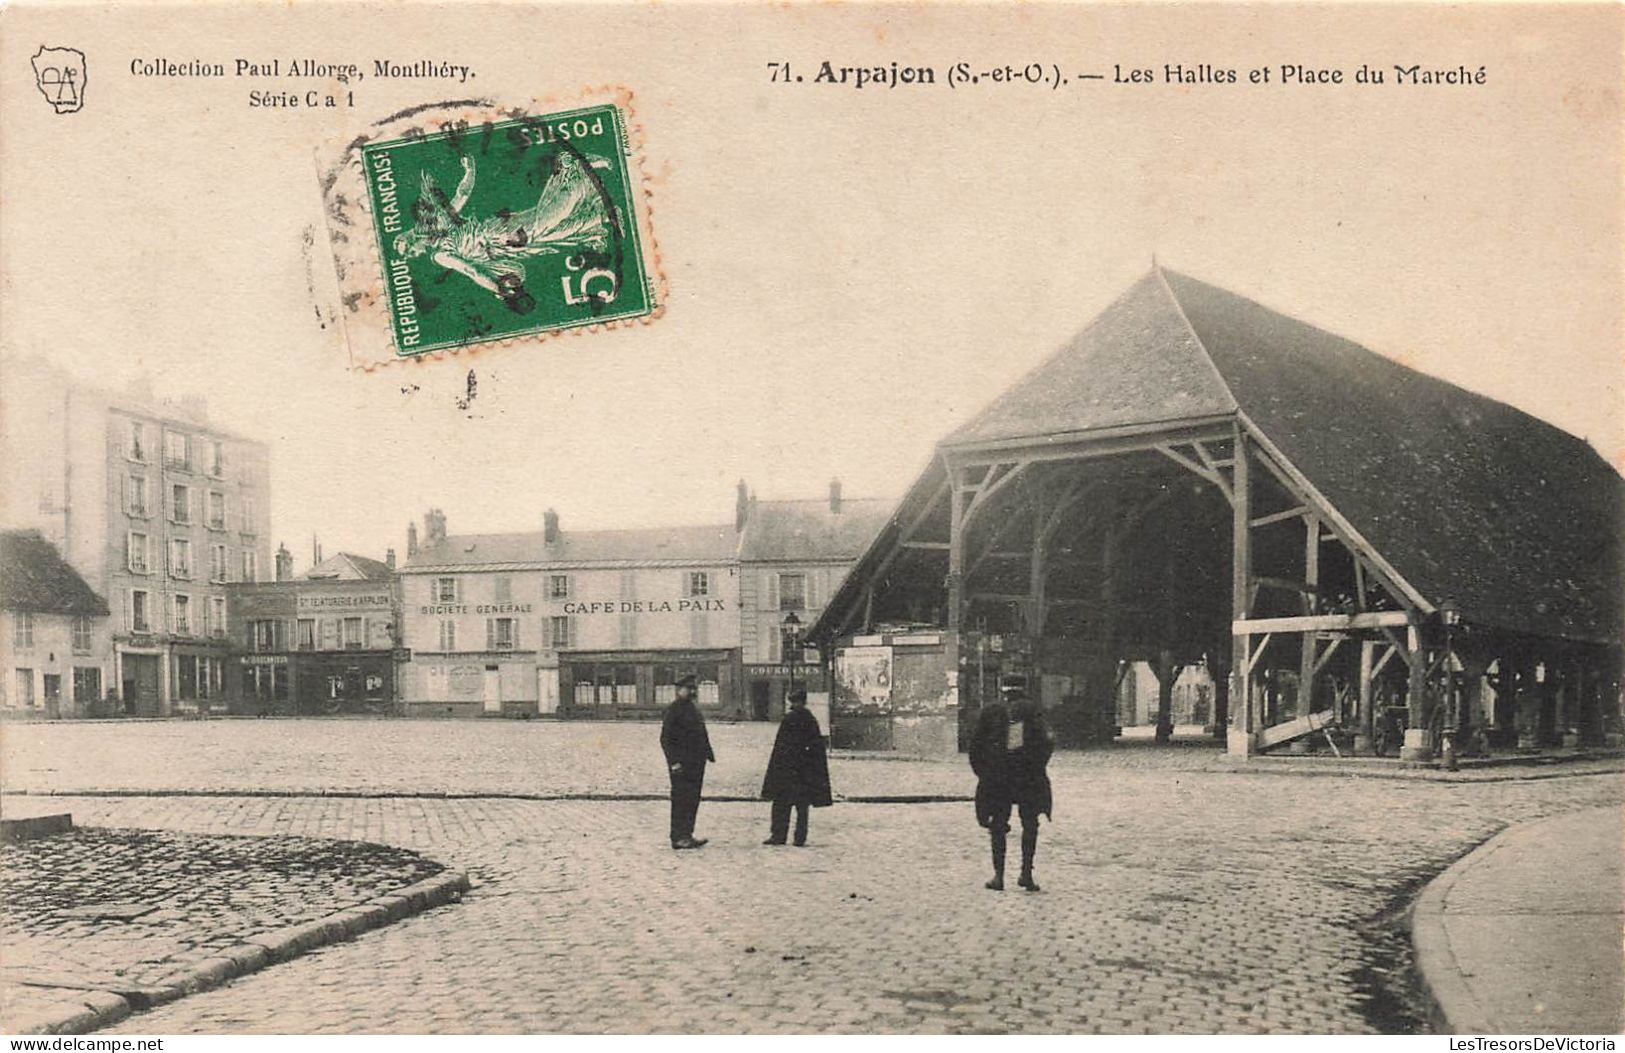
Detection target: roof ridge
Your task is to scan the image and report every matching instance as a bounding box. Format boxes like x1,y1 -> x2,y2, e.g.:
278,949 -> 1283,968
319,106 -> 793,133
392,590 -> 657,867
1155,264 -> 1244,418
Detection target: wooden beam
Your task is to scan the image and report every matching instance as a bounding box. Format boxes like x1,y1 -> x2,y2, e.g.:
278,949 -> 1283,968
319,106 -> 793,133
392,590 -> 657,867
1232,611 -> 1413,635
1237,412 -> 1431,615
1312,635 -> 1344,677
962,461 -> 1029,533
900,541 -> 950,551
1299,513 -> 1322,715
1230,424 -> 1254,748
1245,632 -> 1273,676
1250,505 -> 1309,529
1259,709 -> 1337,750
946,477 -> 966,631
943,418 -> 1234,463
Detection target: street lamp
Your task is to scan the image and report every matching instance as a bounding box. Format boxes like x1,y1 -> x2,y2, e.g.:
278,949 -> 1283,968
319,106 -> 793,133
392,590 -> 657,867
782,611 -> 803,694
1440,598 -> 1460,771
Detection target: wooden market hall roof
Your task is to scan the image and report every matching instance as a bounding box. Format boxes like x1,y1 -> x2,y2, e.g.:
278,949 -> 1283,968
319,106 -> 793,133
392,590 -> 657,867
818,267 -> 1623,646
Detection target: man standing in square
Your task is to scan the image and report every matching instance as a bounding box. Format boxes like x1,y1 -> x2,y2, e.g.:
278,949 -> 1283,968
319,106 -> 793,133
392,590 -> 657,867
661,674 -> 714,849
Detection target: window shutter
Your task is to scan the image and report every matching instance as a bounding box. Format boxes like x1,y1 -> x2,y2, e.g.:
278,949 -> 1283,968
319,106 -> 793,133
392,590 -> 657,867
486,619 -> 495,651
763,573 -> 777,611
541,617 -> 553,649
565,617 -> 574,649
808,572 -> 821,610
123,589 -> 132,630
512,621 -> 521,650
167,594 -> 175,633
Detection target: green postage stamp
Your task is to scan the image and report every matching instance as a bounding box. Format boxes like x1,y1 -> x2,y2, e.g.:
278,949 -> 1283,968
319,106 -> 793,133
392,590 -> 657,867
321,95 -> 661,366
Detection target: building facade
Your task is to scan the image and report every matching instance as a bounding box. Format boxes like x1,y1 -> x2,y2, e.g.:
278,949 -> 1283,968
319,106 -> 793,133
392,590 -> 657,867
0,530 -> 114,718
0,357 -> 273,715
226,548 -> 399,715
398,510 -> 741,718
736,480 -> 894,720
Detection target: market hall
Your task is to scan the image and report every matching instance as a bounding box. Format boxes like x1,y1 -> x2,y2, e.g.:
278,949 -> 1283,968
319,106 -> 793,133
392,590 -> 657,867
810,267 -> 1623,761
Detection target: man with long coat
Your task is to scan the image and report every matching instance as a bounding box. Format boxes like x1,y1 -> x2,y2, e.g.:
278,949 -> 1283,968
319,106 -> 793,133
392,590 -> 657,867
970,687 -> 1054,890
760,688 -> 833,846
661,674 -> 714,849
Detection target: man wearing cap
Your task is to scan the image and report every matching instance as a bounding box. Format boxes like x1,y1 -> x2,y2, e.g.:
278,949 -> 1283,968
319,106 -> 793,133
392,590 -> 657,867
760,687 -> 833,846
660,674 -> 715,849
969,682 -> 1053,890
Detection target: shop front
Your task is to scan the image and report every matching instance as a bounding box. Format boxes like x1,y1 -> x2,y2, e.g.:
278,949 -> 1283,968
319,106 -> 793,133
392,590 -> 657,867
561,648 -> 741,720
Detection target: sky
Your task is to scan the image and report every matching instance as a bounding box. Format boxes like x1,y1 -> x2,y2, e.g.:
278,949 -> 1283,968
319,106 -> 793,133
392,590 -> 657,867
3,2 -> 1620,576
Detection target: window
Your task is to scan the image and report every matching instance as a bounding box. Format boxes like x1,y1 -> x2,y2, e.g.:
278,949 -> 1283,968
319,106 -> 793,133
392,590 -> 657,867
209,597 -> 227,638
126,474 -> 149,517
436,577 -> 459,603
365,674 -> 385,697
438,619 -> 456,651
73,666 -> 101,703
172,594 -> 192,635
177,655 -> 198,699
687,571 -> 710,597
487,618 -> 518,651
654,666 -> 678,706
252,619 -> 277,652
211,543 -> 228,583
319,618 -> 338,650
209,440 -> 226,477
342,617 -> 364,649
547,615 -> 573,650
493,576 -> 512,604
12,612 -> 34,649
15,669 -> 35,708
192,657 -> 221,701
164,430 -> 190,470
327,675 -> 346,699
241,550 -> 257,582
614,665 -> 637,706
298,619 -> 316,650
169,538 -> 192,579
239,495 -> 257,535
207,491 -> 226,530
548,575 -> 570,599
128,422 -> 148,462
171,483 -> 191,524
619,613 -> 638,648
71,615 -> 92,653
573,668 -> 595,708
127,532 -> 150,574
130,590 -> 151,633
778,573 -> 806,611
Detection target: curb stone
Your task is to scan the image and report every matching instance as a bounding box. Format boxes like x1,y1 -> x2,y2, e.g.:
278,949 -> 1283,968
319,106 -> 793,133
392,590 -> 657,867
1409,824 -> 1520,1035
8,870 -> 470,1035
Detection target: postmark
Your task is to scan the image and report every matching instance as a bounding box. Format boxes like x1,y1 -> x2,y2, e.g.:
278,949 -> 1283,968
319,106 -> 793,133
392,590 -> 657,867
319,91 -> 663,368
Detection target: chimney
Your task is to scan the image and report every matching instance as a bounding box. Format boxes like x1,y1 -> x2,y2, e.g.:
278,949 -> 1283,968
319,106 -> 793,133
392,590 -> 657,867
274,543 -> 293,582
735,479 -> 750,532
385,547 -> 397,570
425,508 -> 447,545
543,508 -> 560,544
829,477 -> 843,514
312,534 -> 322,567
407,522 -> 419,558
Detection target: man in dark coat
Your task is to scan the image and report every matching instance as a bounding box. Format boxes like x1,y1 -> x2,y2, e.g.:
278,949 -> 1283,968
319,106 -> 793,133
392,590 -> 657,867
661,674 -> 715,849
969,687 -> 1053,891
760,688 -> 832,846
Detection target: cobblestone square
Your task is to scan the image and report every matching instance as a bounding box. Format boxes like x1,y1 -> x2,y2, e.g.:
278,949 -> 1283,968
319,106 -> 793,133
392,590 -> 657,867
1,720 -> 1619,1033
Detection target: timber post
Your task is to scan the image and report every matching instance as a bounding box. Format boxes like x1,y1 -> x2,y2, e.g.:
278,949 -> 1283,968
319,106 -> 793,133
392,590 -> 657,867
1228,424 -> 1255,757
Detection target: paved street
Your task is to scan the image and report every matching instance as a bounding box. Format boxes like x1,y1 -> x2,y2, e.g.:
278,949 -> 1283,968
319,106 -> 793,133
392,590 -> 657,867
1,720 -> 1619,1033
0,825 -> 443,1028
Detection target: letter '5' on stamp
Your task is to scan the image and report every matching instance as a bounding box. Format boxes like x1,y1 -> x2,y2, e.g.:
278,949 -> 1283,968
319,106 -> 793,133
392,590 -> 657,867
320,93 -> 662,367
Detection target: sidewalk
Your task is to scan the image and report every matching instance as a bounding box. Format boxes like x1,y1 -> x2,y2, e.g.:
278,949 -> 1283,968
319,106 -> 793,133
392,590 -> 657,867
1412,805 -> 1624,1035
